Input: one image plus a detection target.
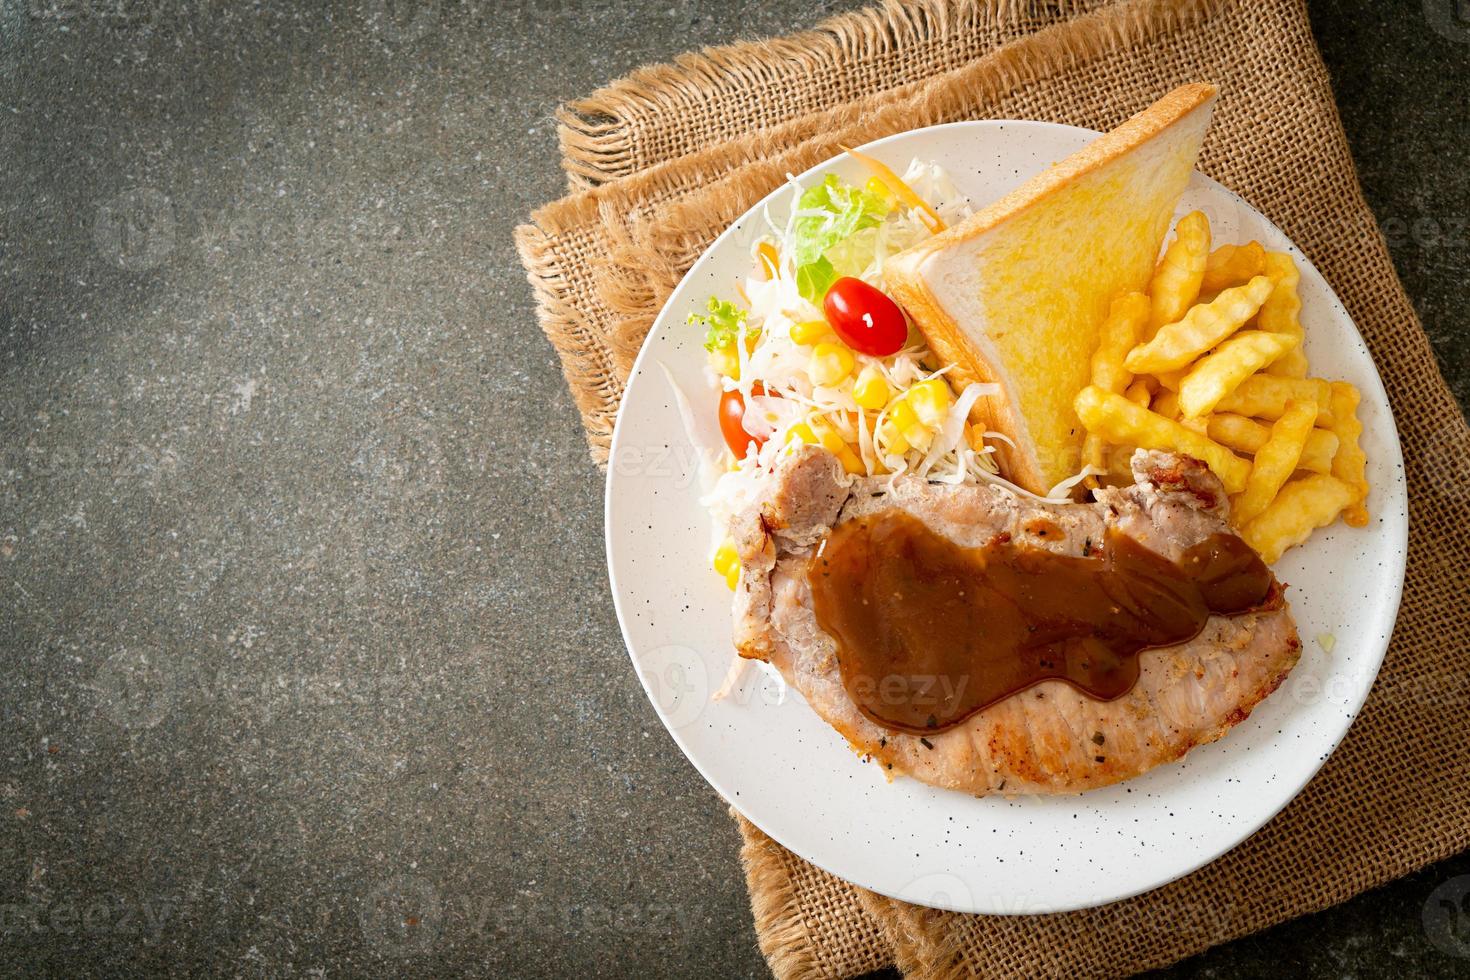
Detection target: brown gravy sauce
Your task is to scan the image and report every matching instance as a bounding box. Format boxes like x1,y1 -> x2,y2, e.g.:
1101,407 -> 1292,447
807,511 -> 1278,735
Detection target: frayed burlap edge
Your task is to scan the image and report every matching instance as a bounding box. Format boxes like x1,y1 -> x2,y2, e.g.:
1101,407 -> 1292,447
514,209 -> 623,469
557,0 -> 1112,188
737,812 -> 831,980
737,811 -> 902,979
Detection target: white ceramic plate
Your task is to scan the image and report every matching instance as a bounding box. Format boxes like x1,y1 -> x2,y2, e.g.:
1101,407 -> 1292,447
605,121 -> 1408,914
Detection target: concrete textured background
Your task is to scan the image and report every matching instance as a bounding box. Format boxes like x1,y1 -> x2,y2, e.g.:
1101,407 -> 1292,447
1,0 -> 1467,976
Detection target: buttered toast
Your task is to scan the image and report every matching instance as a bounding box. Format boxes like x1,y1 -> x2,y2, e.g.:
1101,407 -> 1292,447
883,83 -> 1217,494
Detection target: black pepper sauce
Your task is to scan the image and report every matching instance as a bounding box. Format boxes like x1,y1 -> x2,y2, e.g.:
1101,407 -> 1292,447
808,510 -> 1278,735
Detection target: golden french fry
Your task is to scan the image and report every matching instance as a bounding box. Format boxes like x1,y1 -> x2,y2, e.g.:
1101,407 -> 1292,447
1213,375 -> 1335,426
1231,399 -> 1317,526
1083,292 -> 1152,471
1152,389 -> 1182,418
1092,292 -> 1150,394
1205,413 -> 1339,474
1328,381 -> 1369,526
1154,368 -> 1186,392
1124,379 -> 1153,407
1126,274 -> 1275,374
1241,473 -> 1356,563
1200,241 -> 1267,293
1147,211 -> 1211,337
1260,252 -> 1309,378
1107,445 -> 1138,481
1176,330 -> 1300,418
1074,386 -> 1250,493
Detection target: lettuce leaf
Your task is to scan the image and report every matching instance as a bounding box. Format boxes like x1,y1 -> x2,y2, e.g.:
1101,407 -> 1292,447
688,296 -> 747,351
794,258 -> 837,310
789,175 -> 889,305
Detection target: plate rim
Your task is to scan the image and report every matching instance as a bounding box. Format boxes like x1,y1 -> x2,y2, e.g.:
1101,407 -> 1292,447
603,118 -> 1409,913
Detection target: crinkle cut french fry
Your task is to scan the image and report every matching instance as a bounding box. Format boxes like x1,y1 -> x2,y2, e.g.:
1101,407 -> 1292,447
1107,444 -> 1137,481
1329,381 -> 1370,526
1231,399 -> 1317,526
1241,473 -> 1356,564
1147,211 -> 1211,338
1154,368 -> 1185,392
1260,252 -> 1309,378
1206,413 -> 1339,474
1086,439 -> 1141,491
1093,292 -> 1150,394
1073,385 -> 1250,493
1124,379 -> 1152,407
1083,292 -> 1151,472
1176,330 -> 1299,418
1152,389 -> 1182,419
1126,274 -> 1275,374
1201,241 -> 1267,293
1213,375 -> 1335,426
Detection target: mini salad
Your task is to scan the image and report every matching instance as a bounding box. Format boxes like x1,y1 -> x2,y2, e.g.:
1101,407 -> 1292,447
691,152 -> 1035,591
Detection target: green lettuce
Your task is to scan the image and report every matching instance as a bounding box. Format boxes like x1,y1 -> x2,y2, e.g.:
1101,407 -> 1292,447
688,296 -> 748,351
788,175 -> 890,305
794,258 -> 837,310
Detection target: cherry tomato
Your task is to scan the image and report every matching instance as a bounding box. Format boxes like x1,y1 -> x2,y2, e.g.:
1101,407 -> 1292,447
822,277 -> 908,357
718,384 -> 775,457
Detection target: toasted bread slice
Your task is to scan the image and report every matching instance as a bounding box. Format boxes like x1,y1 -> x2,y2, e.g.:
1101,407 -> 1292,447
884,83 -> 1217,494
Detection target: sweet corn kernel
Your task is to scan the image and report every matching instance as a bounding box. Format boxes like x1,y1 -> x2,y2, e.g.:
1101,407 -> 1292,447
886,399 -> 932,451
712,540 -> 739,578
809,342 -> 855,386
817,428 -> 846,455
888,398 -> 920,431
908,378 -> 953,426
852,366 -> 890,410
903,425 -> 933,452
708,344 -> 740,379
864,177 -> 895,211
785,421 -> 817,446
791,419 -> 864,472
836,446 -> 866,475
790,320 -> 831,345
724,565 -> 739,590
878,419 -> 910,455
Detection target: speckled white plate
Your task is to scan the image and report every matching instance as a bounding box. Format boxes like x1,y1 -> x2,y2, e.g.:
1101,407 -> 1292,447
604,121 -> 1408,914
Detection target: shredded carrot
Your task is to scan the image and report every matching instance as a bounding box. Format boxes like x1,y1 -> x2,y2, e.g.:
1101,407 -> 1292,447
842,145 -> 946,234
756,241 -> 780,280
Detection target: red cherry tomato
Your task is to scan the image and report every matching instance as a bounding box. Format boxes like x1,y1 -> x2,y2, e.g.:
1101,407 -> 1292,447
822,277 -> 908,357
718,384 -> 776,457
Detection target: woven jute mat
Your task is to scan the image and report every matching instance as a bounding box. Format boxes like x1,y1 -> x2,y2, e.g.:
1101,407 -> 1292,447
516,0 -> 1470,975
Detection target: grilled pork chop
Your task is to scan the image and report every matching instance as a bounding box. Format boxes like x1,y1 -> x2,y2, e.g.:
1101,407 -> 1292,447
731,447 -> 1301,796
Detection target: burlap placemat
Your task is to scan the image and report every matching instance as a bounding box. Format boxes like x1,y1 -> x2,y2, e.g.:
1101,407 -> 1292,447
516,0 -> 1470,975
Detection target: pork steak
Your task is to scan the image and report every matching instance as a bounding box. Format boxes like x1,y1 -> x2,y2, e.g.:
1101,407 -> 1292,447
730,446 -> 1301,796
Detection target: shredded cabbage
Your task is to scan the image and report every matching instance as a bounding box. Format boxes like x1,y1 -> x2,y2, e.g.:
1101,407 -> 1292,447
1046,466 -> 1106,501
919,381 -> 998,478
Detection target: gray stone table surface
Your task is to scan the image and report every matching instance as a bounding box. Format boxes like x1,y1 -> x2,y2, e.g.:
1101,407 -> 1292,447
1,0 -> 1467,976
